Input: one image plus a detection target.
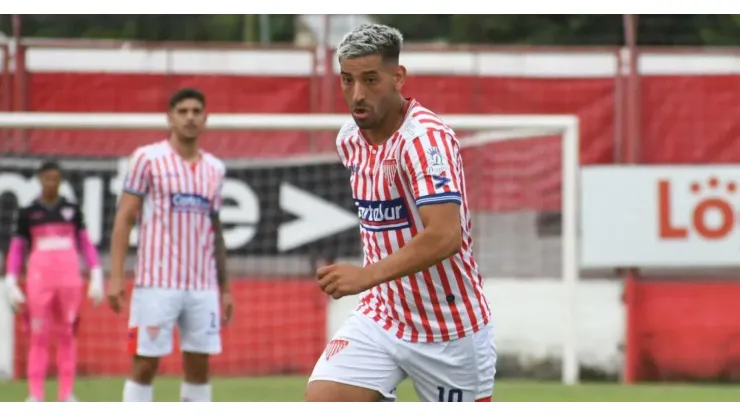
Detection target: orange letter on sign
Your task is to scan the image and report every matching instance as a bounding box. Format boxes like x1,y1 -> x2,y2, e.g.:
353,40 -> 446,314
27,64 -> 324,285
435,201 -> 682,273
658,180 -> 688,239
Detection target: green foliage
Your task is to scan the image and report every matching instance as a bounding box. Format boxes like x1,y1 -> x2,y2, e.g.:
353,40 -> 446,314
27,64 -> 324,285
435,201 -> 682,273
0,15 -> 295,43
1,15 -> 740,46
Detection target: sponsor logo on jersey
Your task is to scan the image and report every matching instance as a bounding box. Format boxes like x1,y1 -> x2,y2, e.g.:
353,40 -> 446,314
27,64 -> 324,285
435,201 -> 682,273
36,236 -> 74,251
433,172 -> 451,189
170,193 -> 211,214
426,146 -> 448,175
355,197 -> 410,232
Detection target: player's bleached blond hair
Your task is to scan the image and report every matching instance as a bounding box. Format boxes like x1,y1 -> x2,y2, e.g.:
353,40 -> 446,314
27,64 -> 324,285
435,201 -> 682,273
337,23 -> 404,64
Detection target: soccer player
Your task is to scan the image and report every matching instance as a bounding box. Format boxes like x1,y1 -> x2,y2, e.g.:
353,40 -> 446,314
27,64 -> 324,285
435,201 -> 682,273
107,88 -> 233,402
307,24 -> 496,402
3,160 -> 105,402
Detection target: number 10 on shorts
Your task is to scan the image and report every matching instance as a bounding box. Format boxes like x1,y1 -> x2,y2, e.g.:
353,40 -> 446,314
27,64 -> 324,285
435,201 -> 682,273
437,387 -> 463,402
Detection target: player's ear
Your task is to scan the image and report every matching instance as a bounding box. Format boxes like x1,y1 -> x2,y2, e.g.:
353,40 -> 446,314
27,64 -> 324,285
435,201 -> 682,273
394,65 -> 406,90
166,110 -> 174,128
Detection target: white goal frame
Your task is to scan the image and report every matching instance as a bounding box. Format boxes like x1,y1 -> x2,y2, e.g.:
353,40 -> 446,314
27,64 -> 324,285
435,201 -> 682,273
0,112 -> 580,385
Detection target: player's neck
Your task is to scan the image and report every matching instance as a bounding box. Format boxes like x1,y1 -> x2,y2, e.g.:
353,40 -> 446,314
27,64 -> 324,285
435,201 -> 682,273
169,135 -> 201,162
39,194 -> 59,207
363,96 -> 408,146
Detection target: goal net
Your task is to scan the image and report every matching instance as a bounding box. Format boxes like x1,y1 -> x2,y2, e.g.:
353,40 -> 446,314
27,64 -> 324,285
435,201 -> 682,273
0,112 -> 580,384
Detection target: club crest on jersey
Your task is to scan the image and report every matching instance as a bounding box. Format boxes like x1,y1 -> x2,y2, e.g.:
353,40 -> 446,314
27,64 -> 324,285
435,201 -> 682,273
426,146 -> 448,175
171,193 -> 211,215
382,159 -> 397,185
355,197 -> 410,232
60,207 -> 75,221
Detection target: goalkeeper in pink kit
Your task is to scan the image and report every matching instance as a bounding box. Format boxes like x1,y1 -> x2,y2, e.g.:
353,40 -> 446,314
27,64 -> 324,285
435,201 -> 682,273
4,161 -> 105,402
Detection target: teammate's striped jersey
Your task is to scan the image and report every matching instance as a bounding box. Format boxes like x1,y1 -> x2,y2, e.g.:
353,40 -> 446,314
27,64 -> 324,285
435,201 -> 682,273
336,98 -> 491,343
123,140 -> 226,290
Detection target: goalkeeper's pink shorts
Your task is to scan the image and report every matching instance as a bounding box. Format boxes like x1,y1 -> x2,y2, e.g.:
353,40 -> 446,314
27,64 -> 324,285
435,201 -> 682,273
25,280 -> 82,335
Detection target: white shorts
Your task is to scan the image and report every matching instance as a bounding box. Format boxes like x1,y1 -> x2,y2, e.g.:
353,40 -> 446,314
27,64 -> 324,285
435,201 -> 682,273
309,312 -> 496,402
127,287 -> 222,357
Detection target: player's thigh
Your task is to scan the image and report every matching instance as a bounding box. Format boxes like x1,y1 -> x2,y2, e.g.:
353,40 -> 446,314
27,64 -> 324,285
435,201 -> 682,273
308,313 -> 406,401
24,282 -> 54,336
53,285 -> 83,334
403,324 -> 496,402
128,287 -> 182,357
178,289 -> 221,355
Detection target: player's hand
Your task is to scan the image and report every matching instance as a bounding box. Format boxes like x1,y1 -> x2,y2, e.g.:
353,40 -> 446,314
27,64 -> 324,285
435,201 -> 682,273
87,267 -> 105,306
107,276 -> 126,314
3,275 -> 25,312
317,263 -> 375,300
220,290 -> 234,326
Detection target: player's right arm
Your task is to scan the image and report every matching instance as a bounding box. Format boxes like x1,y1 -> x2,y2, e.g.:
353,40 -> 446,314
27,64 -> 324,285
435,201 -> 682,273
4,207 -> 30,310
364,131 -> 464,285
108,149 -> 150,313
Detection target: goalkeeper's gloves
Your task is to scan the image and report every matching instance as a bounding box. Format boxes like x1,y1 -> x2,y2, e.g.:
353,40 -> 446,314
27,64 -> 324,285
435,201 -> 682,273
4,275 -> 26,311
87,267 -> 105,306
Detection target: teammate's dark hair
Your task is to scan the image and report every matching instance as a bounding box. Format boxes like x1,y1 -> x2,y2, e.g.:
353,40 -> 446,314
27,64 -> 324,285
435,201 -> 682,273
169,88 -> 206,109
37,160 -> 62,175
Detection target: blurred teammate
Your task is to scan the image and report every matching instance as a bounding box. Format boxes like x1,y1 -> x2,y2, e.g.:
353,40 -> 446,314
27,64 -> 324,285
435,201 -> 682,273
307,24 -> 496,402
4,160 -> 105,402
108,88 -> 234,402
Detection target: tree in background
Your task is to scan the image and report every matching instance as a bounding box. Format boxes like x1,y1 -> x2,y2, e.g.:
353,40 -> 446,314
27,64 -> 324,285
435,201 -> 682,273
2,14 -> 740,46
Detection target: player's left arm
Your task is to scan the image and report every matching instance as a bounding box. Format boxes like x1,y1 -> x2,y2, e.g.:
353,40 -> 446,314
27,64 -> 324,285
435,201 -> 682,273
210,170 -> 229,291
210,169 -> 234,323
211,213 -> 228,292
75,205 -> 105,304
365,130 -> 463,285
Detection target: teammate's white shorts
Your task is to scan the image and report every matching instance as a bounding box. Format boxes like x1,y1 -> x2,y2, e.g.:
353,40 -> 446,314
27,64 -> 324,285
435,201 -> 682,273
127,287 -> 222,357
309,312 -> 496,402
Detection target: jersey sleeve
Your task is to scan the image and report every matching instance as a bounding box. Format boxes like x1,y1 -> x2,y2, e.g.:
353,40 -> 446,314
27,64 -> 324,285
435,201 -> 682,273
11,208 -> 30,240
335,121 -> 354,168
74,204 -> 87,231
211,167 -> 226,214
400,130 -> 463,207
6,209 -> 29,277
336,141 -> 347,167
123,148 -> 152,196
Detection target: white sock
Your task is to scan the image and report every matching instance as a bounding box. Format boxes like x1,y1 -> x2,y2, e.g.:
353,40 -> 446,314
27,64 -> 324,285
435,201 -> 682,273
123,379 -> 153,402
180,382 -> 212,402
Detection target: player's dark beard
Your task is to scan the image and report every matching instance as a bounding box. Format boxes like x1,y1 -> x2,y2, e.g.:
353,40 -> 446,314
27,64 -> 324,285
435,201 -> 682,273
177,127 -> 199,142
354,116 -> 375,129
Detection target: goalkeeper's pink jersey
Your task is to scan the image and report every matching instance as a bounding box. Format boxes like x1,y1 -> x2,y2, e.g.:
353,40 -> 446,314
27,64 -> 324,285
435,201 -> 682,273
336,98 -> 491,343
123,140 -> 226,290
5,198 -> 100,286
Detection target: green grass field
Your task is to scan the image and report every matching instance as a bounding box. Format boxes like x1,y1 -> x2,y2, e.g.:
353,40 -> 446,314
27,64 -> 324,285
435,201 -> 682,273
2,377 -> 740,401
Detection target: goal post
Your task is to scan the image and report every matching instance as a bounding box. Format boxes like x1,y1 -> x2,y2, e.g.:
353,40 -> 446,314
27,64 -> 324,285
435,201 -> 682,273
0,112 -> 580,385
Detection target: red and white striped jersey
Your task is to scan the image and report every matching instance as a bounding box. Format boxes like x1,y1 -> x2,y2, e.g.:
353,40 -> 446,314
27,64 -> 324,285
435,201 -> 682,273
336,98 -> 491,343
123,140 -> 226,290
